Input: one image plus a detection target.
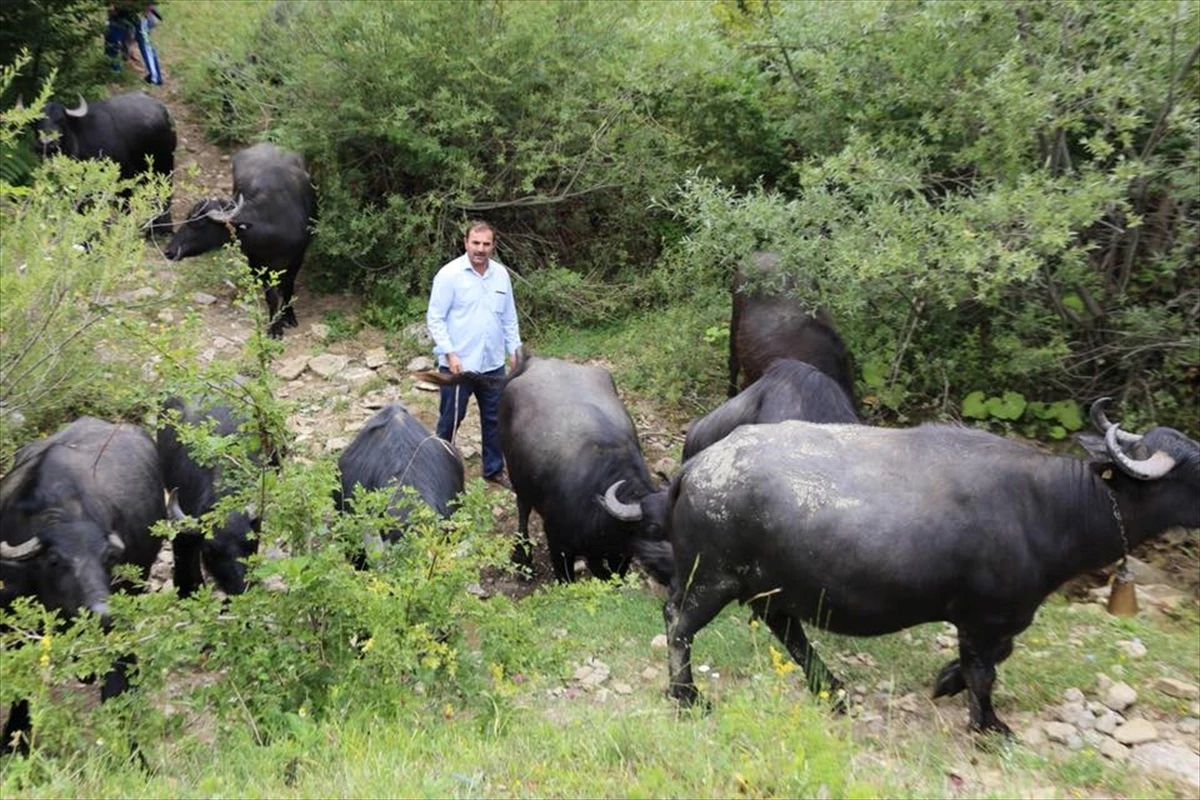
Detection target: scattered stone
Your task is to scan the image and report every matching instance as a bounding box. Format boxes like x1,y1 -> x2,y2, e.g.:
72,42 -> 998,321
573,658 -> 611,689
132,286 -> 160,301
1176,718 -> 1199,736
1057,701 -> 1085,724
1116,639 -> 1148,659
275,356 -> 308,380
892,693 -> 921,714
1020,723 -> 1046,747
365,348 -> 389,369
934,632 -> 957,651
613,681 -> 633,695
877,680 -> 894,693
310,322 -> 330,341
1103,681 -> 1138,712
1086,701 -> 1108,716
404,322 -> 431,345
325,437 -> 350,453
550,628 -> 568,640
1130,742 -> 1200,792
1095,710 -> 1124,735
1096,673 -> 1114,696
641,667 -> 658,681
1155,677 -> 1200,701
157,309 -> 175,323
650,634 -> 668,650
1098,737 -> 1130,762
459,444 -> 478,460
339,366 -> 375,384
1044,721 -> 1077,745
1113,718 -> 1159,745
211,335 -> 234,350
594,687 -> 612,704
1063,687 -> 1086,704
308,354 -> 348,378
466,583 -> 489,598
192,291 -> 217,305
415,380 -> 439,392
262,575 -> 288,593
1125,555 -> 1170,585
406,355 -> 434,372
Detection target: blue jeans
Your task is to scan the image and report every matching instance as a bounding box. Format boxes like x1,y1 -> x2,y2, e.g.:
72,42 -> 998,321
436,366 -> 505,478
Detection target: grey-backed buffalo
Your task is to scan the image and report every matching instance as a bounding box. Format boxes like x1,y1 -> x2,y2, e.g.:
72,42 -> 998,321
164,143 -> 317,338
0,418 -> 166,754
655,400 -> 1198,735
157,397 -> 268,598
500,354 -> 672,584
728,251 -> 855,403
34,92 -> 176,233
683,358 -> 860,461
337,404 -> 464,552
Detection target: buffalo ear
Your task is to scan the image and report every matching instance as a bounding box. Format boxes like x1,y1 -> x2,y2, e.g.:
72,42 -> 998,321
1073,432 -> 1107,461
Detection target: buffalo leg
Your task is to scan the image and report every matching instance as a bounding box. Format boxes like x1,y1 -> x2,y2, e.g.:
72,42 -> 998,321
932,636 -> 1013,699
664,580 -> 733,707
756,606 -> 844,707
1,700 -> 31,755
958,632 -> 1014,736
550,550 -> 576,583
280,266 -> 299,328
264,284 -> 284,338
173,534 -> 204,598
511,498 -> 534,574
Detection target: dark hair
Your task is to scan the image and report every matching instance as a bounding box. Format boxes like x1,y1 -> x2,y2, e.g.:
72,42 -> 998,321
465,220 -> 495,238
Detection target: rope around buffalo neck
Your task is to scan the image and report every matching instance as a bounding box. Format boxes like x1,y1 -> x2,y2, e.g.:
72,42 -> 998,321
1101,473 -> 1132,574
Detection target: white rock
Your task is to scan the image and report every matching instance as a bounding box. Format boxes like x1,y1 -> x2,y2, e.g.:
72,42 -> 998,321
339,366 -> 375,383
406,355 -> 434,372
1098,737 -> 1130,762
275,356 -> 308,380
404,322 -> 431,345
132,286 -> 159,301
1116,639 -> 1148,659
1176,717 -> 1199,736
1155,677 -> 1200,701
192,291 -> 217,305
1063,687 -> 1086,703
1103,681 -> 1138,712
650,634 -> 668,650
211,336 -> 234,350
1130,742 -> 1200,792
157,309 -> 176,323
310,322 -> 330,341
613,681 -> 633,695
1044,721 -> 1077,744
365,348 -> 389,369
1020,723 -> 1046,747
1113,718 -> 1159,745
414,380 -> 439,392
308,354 -> 348,378
1095,710 -> 1124,735
325,437 -> 350,453
641,667 -> 658,681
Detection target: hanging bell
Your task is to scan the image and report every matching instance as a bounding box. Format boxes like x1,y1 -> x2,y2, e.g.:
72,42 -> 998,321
1106,561 -> 1139,617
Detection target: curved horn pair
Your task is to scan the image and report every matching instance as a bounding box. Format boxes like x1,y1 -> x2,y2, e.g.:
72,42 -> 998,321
65,94 -> 88,118
1089,397 -> 1142,445
0,536 -> 43,561
598,479 -> 642,522
204,194 -> 245,224
1104,423 -> 1176,481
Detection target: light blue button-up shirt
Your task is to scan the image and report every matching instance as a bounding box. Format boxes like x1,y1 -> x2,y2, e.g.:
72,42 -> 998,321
426,253 -> 522,372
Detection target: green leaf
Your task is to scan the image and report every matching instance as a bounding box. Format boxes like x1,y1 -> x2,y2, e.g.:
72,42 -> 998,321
961,390 -> 989,420
985,391 -> 1026,421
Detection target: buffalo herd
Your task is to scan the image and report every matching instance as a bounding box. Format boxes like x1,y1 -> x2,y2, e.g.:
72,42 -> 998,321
3,89 -> 1198,753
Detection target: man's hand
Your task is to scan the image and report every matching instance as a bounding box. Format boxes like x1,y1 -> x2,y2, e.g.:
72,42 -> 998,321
447,353 -> 463,374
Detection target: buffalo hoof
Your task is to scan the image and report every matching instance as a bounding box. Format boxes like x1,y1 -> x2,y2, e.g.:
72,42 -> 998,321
267,324 -> 284,340
932,659 -> 966,698
969,716 -> 1014,742
283,308 -> 298,328
668,683 -> 709,710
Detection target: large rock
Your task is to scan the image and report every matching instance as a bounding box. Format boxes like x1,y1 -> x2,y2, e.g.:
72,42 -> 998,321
275,355 -> 309,380
1102,681 -> 1138,712
308,354 -> 348,378
1130,742 -> 1200,792
1113,718 -> 1159,745
1155,677 -> 1200,701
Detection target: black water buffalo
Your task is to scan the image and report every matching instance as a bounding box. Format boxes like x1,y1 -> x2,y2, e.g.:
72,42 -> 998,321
652,399 -> 1198,735
728,251 -> 856,403
0,418 -> 165,754
337,404 -> 465,549
500,354 -> 672,584
164,142 -> 317,338
683,359 -> 860,461
157,397 -> 267,598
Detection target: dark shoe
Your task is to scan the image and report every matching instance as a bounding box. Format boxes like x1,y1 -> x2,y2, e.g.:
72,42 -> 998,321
484,472 -> 512,491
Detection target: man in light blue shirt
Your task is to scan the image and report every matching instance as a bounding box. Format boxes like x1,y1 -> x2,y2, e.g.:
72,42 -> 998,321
426,221 -> 522,488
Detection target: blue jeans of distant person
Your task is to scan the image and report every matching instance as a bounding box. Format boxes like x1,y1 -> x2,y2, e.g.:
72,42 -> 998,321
436,366 -> 505,479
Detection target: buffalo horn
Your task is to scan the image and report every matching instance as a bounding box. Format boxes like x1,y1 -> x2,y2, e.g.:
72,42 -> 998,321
165,487 -> 185,521
65,94 -> 88,118
14,94 -> 23,111
599,480 -> 642,522
1089,397 -> 1142,444
107,532 -> 126,554
204,194 -> 245,224
0,536 -> 43,561
1105,423 -> 1176,480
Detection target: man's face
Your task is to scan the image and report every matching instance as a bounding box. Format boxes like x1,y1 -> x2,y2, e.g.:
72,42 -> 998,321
465,228 -> 495,272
